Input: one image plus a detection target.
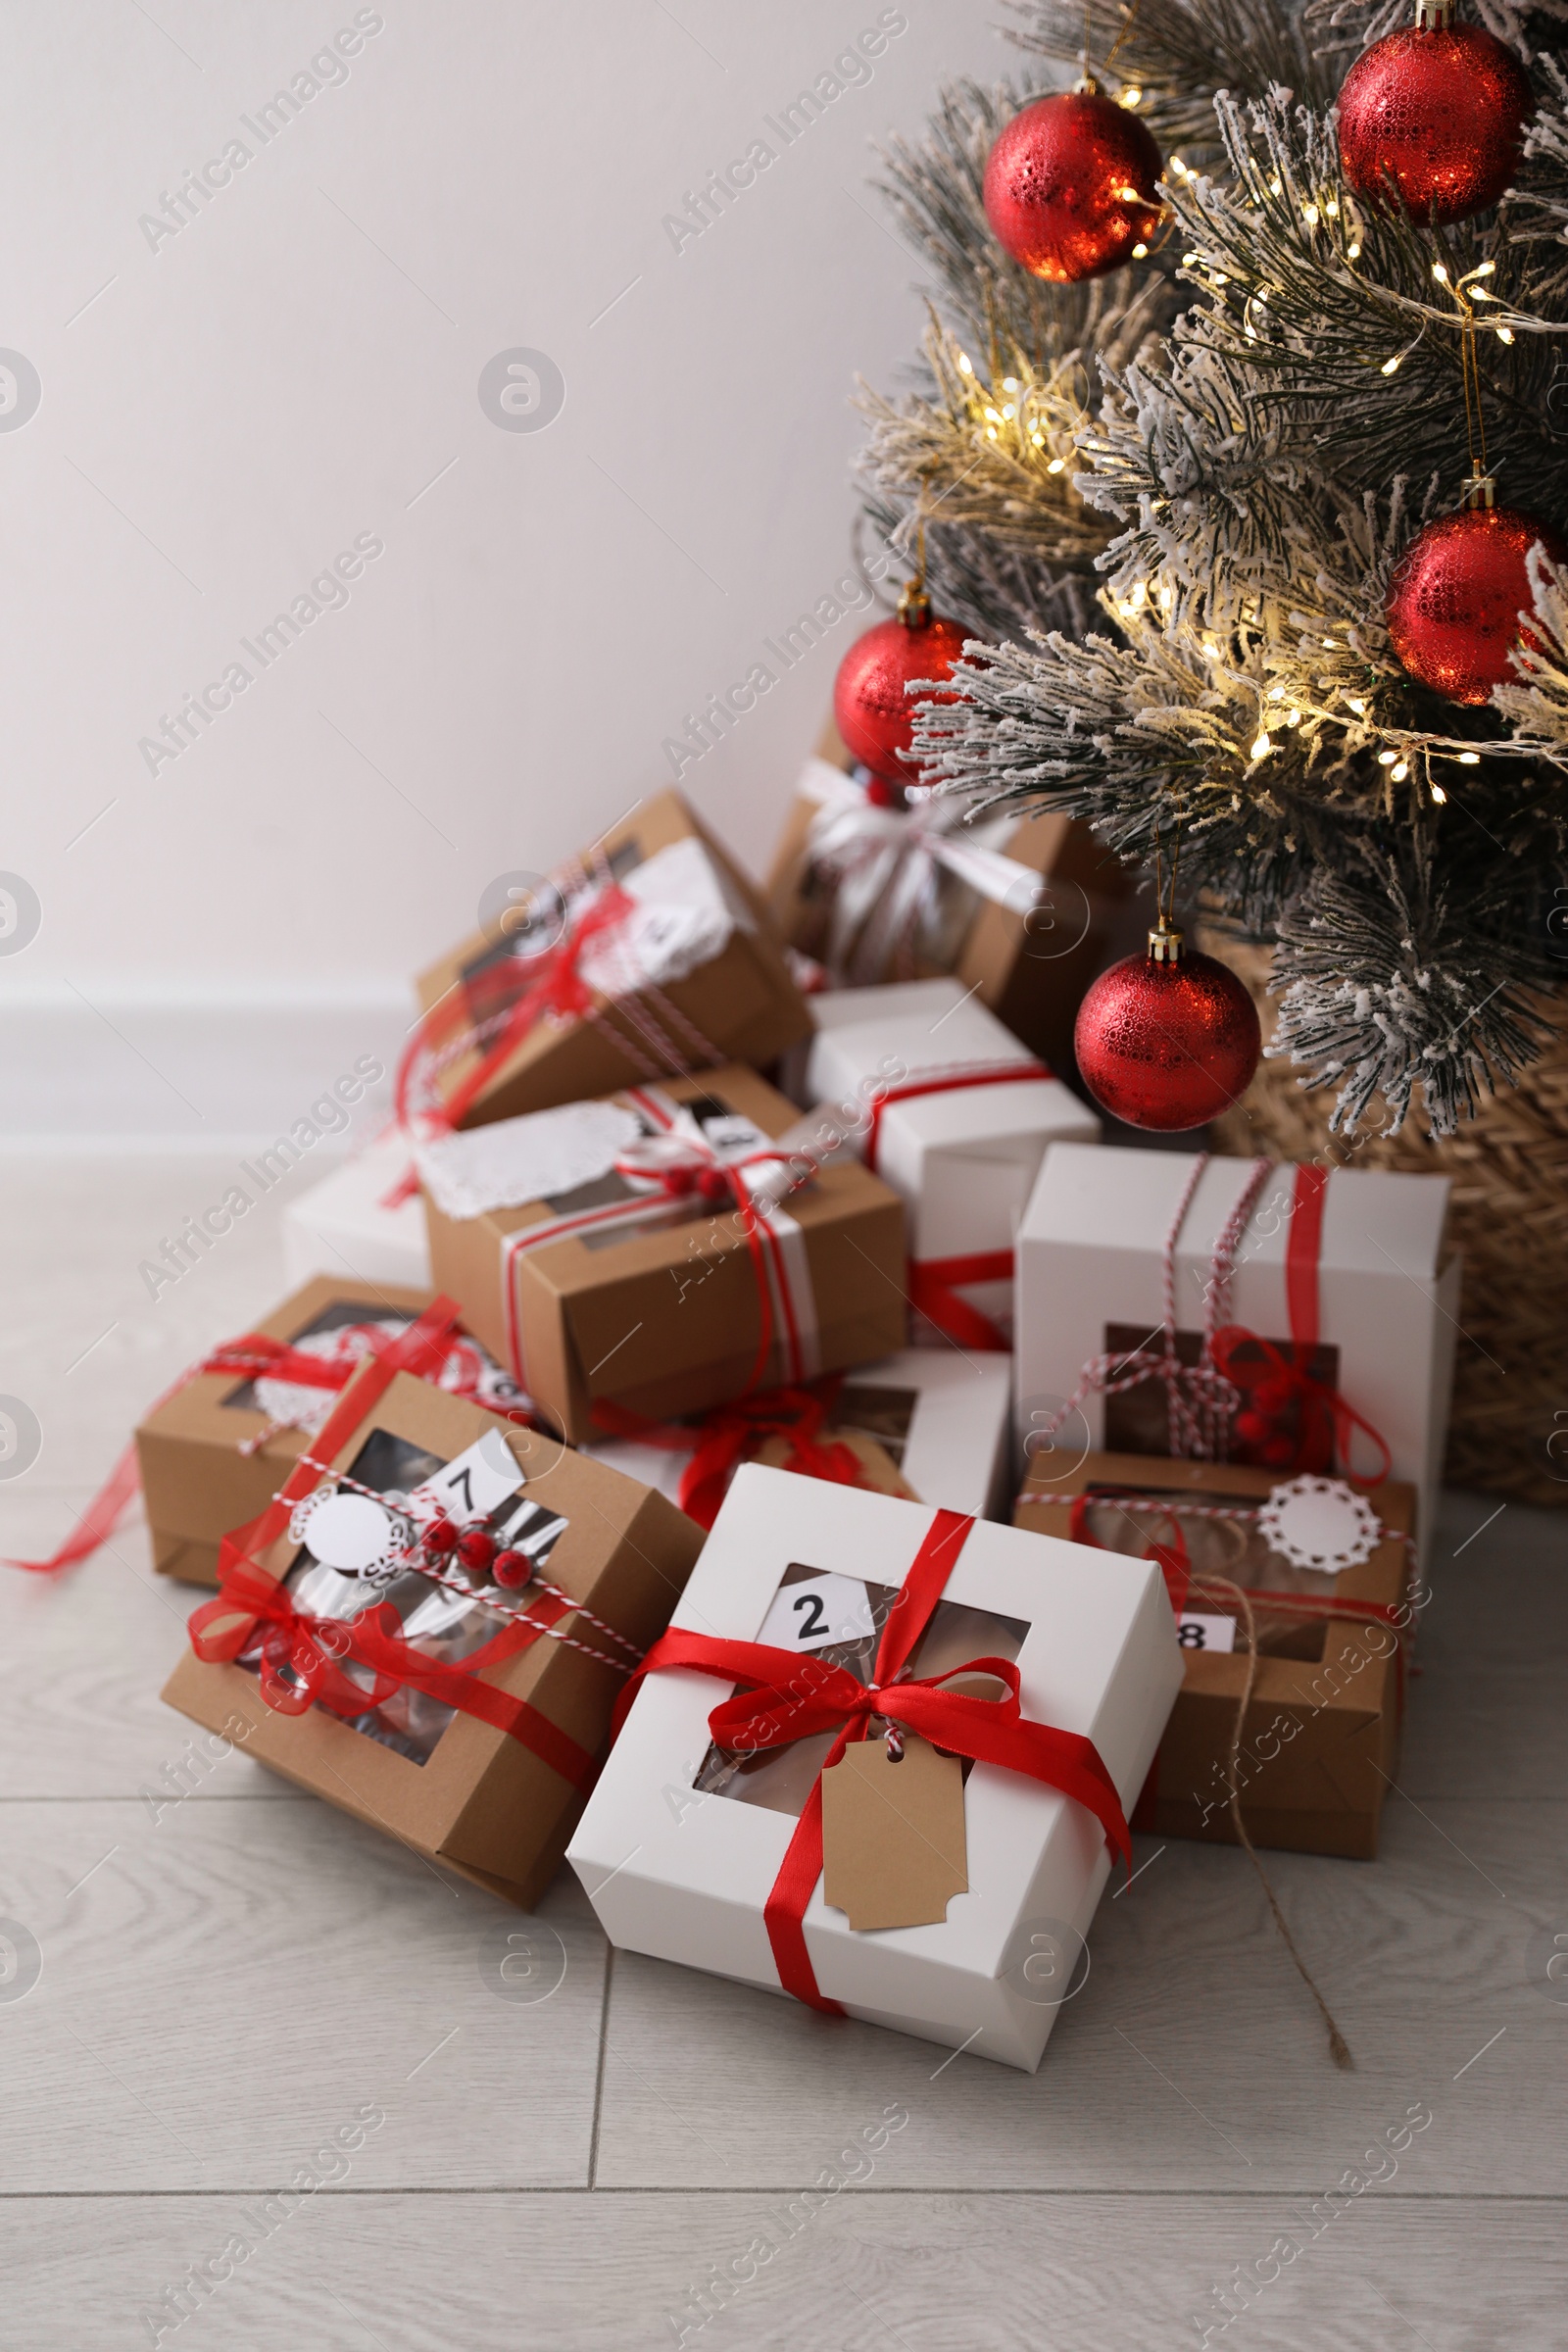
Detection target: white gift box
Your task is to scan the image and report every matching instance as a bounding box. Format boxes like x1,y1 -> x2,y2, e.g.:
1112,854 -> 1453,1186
1016,1143 -> 1461,1559
587,1348 -> 1014,1522
801,978 -> 1099,1345
567,1466 -> 1181,2071
282,1131 -> 431,1292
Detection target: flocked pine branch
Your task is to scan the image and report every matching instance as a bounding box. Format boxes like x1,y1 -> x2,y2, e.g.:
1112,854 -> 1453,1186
1004,0 -> 1335,156
1269,853 -> 1554,1131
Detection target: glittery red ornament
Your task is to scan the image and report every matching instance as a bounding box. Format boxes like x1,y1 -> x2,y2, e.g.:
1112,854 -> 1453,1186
1386,499 -> 1568,705
983,89 -> 1163,282
1337,16 -> 1532,225
1074,925 -> 1261,1131
832,585 -> 968,786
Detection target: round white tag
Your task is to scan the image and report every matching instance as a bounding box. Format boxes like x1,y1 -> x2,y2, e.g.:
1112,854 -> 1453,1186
1256,1474 -> 1381,1577
288,1489 -> 408,1577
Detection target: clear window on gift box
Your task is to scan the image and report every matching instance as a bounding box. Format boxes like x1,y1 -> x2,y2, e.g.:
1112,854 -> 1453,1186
831,1383 -> 918,1470
692,1562 -> 1028,1819
459,838 -> 646,1027
220,1300 -> 528,1425
238,1426 -> 569,1764
1102,1324 -> 1342,1476
1076,1481 -> 1342,1662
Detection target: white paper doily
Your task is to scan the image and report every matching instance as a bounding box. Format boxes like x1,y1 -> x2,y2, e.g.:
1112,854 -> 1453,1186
289,1487 -> 412,1578
1256,1474 -> 1381,1577
417,1098 -> 644,1220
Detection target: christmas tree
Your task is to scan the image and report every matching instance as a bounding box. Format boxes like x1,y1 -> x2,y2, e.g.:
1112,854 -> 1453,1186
858,0 -> 1568,1135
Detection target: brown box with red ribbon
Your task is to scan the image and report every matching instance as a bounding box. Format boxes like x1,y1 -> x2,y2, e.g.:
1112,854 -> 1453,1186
1015,1451 -> 1422,1861
417,1064 -> 907,1446
161,1336 -> 704,1907
762,723 -> 1138,1069
407,789 -> 809,1133
135,1276 -> 528,1589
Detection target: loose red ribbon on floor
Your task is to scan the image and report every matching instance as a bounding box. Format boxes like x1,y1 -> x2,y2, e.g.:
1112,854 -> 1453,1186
185,1296 -> 599,1794
4,1307 -> 527,1579
1210,1165 -> 1392,1486
593,1379 -> 866,1530
613,1506 -> 1131,2016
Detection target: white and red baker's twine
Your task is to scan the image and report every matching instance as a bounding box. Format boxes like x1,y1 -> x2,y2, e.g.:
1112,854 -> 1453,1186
284,1454 -> 644,1676
1033,1153 -> 1273,1463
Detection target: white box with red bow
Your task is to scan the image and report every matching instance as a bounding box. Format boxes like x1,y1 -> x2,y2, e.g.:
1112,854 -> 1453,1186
568,1466 -> 1181,2071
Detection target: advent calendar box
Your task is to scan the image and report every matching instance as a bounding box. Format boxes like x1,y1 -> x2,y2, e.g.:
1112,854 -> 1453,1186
136,1277 -> 526,1588
282,1130 -> 431,1292
764,727 -> 1135,1068
410,791 -> 808,1131
419,1064 -> 905,1446
162,1368 -> 702,1904
1016,1145 -> 1459,1562
587,1348 -> 1013,1526
804,978 -> 1098,1347
568,1468 -> 1181,2070
1015,1451 -> 1421,1860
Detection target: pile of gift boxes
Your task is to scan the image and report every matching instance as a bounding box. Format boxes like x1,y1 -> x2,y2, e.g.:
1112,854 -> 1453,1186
134,742 -> 1461,2072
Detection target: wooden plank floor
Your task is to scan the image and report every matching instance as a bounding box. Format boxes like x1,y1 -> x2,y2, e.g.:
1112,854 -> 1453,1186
1,1154 -> 1564,2347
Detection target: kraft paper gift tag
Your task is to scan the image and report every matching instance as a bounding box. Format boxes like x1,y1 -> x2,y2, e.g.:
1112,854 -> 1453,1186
820,1732 -> 968,1931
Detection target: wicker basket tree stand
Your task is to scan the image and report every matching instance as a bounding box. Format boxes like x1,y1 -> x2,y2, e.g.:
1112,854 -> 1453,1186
1200,938 -> 1568,1506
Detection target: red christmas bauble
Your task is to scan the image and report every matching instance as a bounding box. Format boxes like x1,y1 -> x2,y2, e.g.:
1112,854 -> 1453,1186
983,90 -> 1163,282
833,591 -> 968,786
1074,930 -> 1261,1131
1338,23 -> 1533,224
1386,503 -> 1568,704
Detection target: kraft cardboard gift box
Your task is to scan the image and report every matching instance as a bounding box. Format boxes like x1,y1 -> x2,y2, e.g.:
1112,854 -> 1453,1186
1015,1144 -> 1460,1562
162,1372 -> 704,1905
587,1348 -> 1014,1525
801,977 -> 1099,1347
137,1276 -> 526,1589
411,789 -> 809,1131
419,1064 -> 906,1446
568,1467 -> 1182,2070
1015,1451 -> 1419,1860
282,1131 -> 432,1292
763,723 -> 1138,1068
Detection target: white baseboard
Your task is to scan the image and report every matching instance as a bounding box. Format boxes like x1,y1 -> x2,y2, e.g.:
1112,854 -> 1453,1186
0,986 -> 409,1148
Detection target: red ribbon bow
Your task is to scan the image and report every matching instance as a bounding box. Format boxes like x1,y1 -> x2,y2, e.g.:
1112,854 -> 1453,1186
397,881 -> 638,1135
594,1380 -> 867,1530
1210,1165 -> 1392,1487
612,1507 -> 1131,2015
181,1296 -> 599,1794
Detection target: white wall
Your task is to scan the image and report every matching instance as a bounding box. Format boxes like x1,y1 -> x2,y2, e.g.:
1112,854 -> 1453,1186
0,0 -> 1008,1142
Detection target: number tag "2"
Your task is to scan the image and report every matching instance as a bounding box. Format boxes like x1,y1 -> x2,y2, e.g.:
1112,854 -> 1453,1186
758,1572 -> 876,1652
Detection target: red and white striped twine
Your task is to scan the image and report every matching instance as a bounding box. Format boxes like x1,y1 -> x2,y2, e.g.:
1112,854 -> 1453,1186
281,1455 -> 645,1674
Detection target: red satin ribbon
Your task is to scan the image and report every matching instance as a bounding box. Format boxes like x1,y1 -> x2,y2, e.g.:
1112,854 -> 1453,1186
5,1312 -> 528,1580
1210,1165 -> 1392,1487
613,1507 -> 1131,2016
907,1250 -> 1013,1352
862,1060 -> 1052,1174
397,882 -> 638,1135
184,1297 -> 599,1792
593,1380 -> 866,1530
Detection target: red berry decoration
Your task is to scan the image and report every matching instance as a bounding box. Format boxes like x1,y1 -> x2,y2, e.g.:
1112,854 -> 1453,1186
983,88 -> 1163,283
457,1527 -> 497,1573
492,1547 -> 529,1589
1074,921 -> 1261,1132
1386,487 -> 1568,705
423,1516 -> 458,1555
1337,0 -> 1533,226
833,581 -> 968,787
